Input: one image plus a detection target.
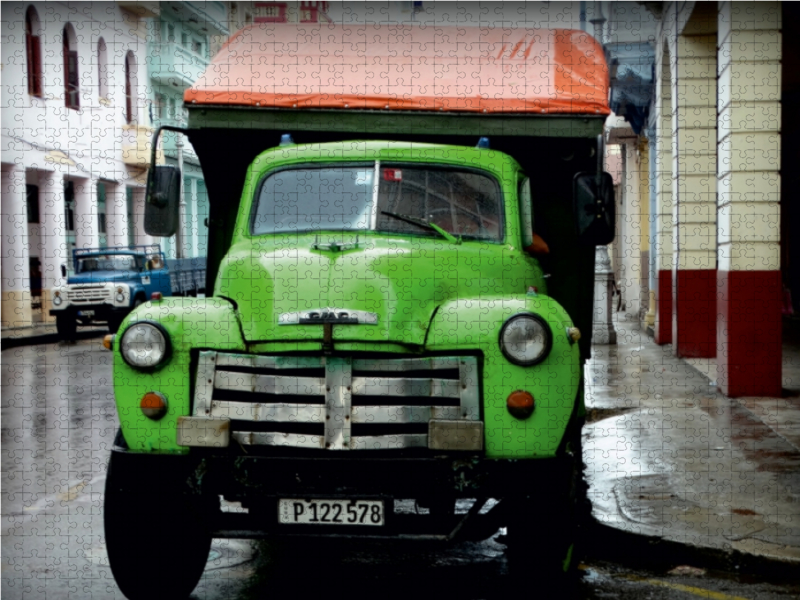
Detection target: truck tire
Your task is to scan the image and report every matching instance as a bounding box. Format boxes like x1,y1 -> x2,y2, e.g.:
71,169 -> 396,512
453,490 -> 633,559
107,315 -> 123,334
56,313 -> 77,341
104,450 -> 212,600
504,442 -> 584,597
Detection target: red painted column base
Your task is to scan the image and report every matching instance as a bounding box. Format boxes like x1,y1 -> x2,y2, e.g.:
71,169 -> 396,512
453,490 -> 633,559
673,269 -> 717,358
655,270 -> 672,345
717,270 -> 782,398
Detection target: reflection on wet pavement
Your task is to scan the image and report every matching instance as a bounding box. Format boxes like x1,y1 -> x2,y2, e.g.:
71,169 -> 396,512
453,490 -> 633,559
584,330 -> 800,562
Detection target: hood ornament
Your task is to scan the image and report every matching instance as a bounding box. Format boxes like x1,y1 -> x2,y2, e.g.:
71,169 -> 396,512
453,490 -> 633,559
311,234 -> 360,252
279,307 -> 378,325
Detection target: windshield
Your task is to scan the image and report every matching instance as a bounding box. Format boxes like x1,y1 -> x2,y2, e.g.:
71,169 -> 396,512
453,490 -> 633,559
252,165 -> 503,241
76,255 -> 141,273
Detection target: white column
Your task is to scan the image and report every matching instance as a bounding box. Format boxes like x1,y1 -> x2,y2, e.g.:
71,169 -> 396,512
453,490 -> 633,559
190,178 -> 198,258
105,184 -> 129,248
132,187 -> 154,247
716,1 -> 782,396
618,141 -> 641,325
670,18 -> 718,358
717,1 -> 781,276
654,41 -> 674,344
72,177 -> 100,249
1,166 -> 33,328
39,171 -> 66,323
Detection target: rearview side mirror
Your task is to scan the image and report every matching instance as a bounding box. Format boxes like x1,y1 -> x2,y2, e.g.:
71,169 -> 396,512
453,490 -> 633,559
573,171 -> 615,246
144,165 -> 180,237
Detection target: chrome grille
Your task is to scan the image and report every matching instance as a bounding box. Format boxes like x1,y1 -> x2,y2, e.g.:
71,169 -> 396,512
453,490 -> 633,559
66,285 -> 109,303
192,352 -> 481,450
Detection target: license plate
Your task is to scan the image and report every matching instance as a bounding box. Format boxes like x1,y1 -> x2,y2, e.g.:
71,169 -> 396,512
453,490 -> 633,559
77,310 -> 94,317
278,499 -> 384,526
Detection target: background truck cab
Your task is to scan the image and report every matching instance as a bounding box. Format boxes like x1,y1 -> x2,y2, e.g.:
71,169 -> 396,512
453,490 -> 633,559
50,245 -> 170,338
51,245 -> 207,339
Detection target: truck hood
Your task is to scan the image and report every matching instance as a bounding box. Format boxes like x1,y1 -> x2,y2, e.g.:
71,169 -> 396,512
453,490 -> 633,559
216,236 -> 523,347
68,271 -> 141,285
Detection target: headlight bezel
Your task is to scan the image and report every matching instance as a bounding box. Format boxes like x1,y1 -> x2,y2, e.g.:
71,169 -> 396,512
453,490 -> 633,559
498,313 -> 553,367
119,321 -> 171,371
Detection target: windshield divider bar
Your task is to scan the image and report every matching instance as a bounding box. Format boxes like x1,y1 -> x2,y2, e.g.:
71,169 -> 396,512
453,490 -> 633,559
370,160 -> 380,231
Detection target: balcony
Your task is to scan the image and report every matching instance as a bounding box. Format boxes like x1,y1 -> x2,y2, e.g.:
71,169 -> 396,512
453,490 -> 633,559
149,42 -> 208,88
121,124 -> 163,167
117,1 -> 160,18
165,2 -> 228,36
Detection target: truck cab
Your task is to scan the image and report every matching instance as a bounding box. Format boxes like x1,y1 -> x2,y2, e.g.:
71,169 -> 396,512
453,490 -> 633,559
50,245 -> 169,338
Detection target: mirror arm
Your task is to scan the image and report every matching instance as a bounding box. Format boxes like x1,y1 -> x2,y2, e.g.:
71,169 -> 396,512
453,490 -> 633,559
596,133 -> 604,189
147,125 -> 189,207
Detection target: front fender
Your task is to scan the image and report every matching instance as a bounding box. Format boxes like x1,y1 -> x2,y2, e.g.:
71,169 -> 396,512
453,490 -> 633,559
426,295 -> 580,459
112,297 -> 246,452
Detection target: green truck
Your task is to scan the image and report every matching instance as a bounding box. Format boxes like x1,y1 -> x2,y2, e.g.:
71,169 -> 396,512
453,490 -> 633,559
103,24 -> 614,598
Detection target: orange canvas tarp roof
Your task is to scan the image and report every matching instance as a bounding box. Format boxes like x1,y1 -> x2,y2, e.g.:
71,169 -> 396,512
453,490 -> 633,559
185,24 -> 610,115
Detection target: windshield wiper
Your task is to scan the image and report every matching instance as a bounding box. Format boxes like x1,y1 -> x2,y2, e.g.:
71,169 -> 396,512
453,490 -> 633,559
381,211 -> 461,244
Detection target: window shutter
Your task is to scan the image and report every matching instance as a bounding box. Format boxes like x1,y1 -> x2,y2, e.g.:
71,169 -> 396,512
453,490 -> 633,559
66,50 -> 79,109
27,34 -> 43,96
125,59 -> 132,123
31,36 -> 42,96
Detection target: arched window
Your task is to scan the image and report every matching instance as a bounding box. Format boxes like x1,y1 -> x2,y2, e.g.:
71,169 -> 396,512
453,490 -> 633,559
63,24 -> 80,109
25,6 -> 43,97
97,38 -> 108,99
124,51 -> 137,124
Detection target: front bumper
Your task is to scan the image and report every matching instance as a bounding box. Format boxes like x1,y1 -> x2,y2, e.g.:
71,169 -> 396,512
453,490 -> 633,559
109,445 -> 573,540
50,304 -> 129,320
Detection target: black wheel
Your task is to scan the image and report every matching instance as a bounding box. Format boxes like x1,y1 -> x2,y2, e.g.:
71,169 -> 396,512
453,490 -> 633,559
104,448 -> 212,599
55,313 -> 77,341
504,433 -> 585,597
107,316 -> 123,334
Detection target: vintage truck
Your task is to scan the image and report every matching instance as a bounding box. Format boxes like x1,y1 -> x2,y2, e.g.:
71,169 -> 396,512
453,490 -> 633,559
103,24 -> 614,599
50,245 -> 205,338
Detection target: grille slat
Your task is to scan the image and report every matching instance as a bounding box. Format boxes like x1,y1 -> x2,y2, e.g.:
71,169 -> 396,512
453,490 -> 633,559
211,400 -> 325,423
232,431 -> 325,449
66,285 -> 110,303
350,405 -> 463,423
214,371 -> 326,396
351,377 -> 460,398
194,351 -> 480,451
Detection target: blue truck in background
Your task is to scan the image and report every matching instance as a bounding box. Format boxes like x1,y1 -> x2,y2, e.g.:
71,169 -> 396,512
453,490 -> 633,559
49,245 -> 205,339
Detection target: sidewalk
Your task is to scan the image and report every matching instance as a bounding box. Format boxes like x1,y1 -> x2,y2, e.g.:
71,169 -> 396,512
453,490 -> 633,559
584,316 -> 800,572
0,321 -> 107,349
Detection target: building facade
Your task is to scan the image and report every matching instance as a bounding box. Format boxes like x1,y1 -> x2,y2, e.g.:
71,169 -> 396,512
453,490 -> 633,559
1,1 -> 159,328
600,1 -> 791,398
146,1 -> 252,261
1,1 -> 256,329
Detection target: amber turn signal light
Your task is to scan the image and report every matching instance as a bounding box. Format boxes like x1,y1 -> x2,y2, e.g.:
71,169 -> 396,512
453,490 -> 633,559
140,391 -> 168,420
507,390 -> 535,419
102,334 -> 115,350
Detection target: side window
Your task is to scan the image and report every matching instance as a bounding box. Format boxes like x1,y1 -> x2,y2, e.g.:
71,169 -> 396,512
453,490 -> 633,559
124,51 -> 137,124
63,24 -> 80,110
520,177 -> 533,248
97,38 -> 108,99
25,6 -> 43,97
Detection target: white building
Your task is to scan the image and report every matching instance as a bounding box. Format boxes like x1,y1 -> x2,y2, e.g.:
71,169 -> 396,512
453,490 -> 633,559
1,1 -> 160,328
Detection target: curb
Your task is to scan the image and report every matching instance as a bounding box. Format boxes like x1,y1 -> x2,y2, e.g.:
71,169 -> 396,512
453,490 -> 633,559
1,329 -> 106,350
583,519 -> 800,582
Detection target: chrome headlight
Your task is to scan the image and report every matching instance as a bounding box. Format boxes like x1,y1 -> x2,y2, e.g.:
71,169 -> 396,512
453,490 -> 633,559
52,291 -> 63,306
499,314 -> 552,366
120,322 -> 171,370
113,285 -> 128,305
